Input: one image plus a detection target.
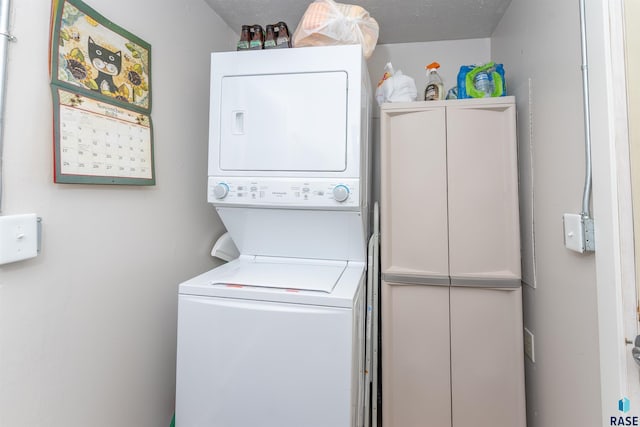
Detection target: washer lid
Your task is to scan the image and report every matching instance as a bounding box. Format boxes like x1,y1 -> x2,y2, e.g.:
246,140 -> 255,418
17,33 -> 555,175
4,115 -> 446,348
207,256 -> 346,293
179,256 -> 364,308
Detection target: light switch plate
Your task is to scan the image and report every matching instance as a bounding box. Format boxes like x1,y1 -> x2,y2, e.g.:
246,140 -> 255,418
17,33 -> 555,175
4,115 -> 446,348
0,214 -> 38,265
563,213 -> 585,253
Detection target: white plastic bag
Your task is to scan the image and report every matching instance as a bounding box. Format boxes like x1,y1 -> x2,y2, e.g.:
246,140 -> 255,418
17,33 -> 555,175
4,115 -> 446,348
292,0 -> 379,58
375,63 -> 418,105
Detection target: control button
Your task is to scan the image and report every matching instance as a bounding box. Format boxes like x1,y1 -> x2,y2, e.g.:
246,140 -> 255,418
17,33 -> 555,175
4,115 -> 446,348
302,187 -> 310,193
250,186 -> 258,192
332,184 -> 350,202
213,183 -> 230,199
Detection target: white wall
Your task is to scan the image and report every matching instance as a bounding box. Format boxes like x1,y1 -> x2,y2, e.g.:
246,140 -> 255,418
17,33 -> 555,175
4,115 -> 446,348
0,1 -> 235,426
492,1 -> 603,426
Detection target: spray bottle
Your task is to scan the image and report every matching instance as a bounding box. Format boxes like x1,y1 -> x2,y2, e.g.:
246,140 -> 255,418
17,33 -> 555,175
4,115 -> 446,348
424,62 -> 444,101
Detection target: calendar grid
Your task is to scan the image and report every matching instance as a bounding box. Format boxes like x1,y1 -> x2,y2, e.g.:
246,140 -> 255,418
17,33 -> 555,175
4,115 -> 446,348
53,87 -> 155,185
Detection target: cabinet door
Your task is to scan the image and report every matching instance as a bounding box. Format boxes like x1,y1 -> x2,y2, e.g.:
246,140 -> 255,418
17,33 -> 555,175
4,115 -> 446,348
381,282 -> 451,427
446,104 -> 521,282
449,286 -> 526,427
380,107 -> 449,281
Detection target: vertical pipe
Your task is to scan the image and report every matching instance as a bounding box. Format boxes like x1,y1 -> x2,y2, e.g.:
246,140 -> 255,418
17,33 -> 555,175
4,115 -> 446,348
0,0 -> 11,212
579,0 -> 594,219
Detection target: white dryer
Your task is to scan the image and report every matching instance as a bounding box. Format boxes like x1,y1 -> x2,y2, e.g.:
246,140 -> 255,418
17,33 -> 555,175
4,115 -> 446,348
176,45 -> 372,427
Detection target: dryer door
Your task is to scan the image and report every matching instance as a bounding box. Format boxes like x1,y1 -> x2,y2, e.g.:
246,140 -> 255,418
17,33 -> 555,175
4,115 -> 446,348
218,71 -> 348,172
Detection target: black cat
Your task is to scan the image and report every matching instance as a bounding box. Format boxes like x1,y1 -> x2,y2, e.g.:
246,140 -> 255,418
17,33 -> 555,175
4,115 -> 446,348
88,37 -> 121,94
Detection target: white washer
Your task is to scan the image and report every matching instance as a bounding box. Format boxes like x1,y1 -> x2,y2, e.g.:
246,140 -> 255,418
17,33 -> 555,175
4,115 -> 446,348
176,45 -> 372,427
177,256 -> 365,427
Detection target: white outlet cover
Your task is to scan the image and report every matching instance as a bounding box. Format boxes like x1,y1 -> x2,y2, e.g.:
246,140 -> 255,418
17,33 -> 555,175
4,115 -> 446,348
0,214 -> 38,265
563,213 -> 585,253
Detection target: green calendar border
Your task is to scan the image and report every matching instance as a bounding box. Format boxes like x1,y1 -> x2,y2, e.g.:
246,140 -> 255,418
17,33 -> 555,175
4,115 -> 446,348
52,85 -> 156,186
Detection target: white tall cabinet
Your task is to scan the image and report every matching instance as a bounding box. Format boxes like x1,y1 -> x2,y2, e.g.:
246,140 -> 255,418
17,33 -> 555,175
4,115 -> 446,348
380,97 -> 526,427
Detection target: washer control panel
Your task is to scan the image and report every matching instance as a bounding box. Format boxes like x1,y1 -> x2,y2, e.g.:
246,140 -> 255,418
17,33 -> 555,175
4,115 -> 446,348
208,177 -> 360,208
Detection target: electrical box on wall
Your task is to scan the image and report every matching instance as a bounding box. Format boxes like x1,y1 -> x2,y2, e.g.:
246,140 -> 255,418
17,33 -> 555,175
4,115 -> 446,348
0,214 -> 40,265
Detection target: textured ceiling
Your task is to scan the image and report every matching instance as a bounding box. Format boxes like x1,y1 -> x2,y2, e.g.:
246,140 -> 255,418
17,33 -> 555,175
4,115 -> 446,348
203,0 -> 512,45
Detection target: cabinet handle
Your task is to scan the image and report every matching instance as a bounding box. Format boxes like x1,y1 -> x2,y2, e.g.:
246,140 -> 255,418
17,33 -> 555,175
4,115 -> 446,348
382,273 -> 450,286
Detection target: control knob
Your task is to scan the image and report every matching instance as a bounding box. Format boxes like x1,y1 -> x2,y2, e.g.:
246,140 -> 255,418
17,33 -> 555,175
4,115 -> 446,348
332,184 -> 350,203
213,182 -> 230,199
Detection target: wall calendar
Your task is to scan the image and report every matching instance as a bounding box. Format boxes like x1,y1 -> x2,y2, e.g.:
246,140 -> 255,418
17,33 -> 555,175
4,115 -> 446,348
49,0 -> 154,185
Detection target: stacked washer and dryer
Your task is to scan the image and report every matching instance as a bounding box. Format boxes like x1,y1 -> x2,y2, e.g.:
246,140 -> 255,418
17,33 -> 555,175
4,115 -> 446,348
175,45 -> 376,427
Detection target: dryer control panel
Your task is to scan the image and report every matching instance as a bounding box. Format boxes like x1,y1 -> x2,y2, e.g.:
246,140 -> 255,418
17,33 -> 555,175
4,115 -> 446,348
208,177 -> 360,209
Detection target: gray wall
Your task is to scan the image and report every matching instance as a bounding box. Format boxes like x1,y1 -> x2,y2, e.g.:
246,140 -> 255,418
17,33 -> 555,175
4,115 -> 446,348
0,0 -> 235,425
491,1 -> 602,426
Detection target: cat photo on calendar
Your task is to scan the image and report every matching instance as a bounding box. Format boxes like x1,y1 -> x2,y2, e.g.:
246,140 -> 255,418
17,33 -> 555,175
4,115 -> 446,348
87,37 -> 121,95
